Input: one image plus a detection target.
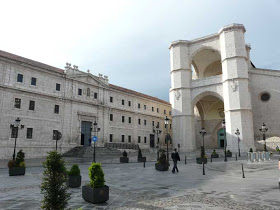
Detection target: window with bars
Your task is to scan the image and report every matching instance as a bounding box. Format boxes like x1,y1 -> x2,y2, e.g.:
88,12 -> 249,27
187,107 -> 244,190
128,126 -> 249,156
94,92 -> 98,99
31,77 -> 37,86
54,105 -> 59,114
17,74 -> 23,83
26,128 -> 33,139
29,100 -> 35,111
14,98 -> 21,109
78,88 -> 82,96
56,83 -> 61,91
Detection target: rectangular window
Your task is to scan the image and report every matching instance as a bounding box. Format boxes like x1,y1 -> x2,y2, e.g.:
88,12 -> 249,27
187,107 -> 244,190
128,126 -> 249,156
152,107 -> 154,112
29,100 -> 35,111
169,111 -> 171,115
128,101 -> 131,106
144,120 -> 146,125
122,99 -> 125,105
138,119 -> 141,125
152,121 -> 154,126
56,83 -> 61,91
122,116 -> 125,123
94,92 -> 98,99
17,74 -> 23,83
144,137 -> 147,144
31,77 -> 37,86
110,134 -> 113,142
157,122 -> 159,127
164,110 -> 166,114
144,105 -> 146,110
138,103 -> 141,109
110,96 -> 113,103
110,114 -> 113,121
11,127 -> 18,138
78,88 -> 82,96
54,105 -> 59,114
122,135 -> 125,142
14,98 -> 21,109
128,135 -> 131,143
26,128 -> 33,139
157,108 -> 159,113
128,117 -> 131,124
138,136 -> 141,143
170,124 -> 172,129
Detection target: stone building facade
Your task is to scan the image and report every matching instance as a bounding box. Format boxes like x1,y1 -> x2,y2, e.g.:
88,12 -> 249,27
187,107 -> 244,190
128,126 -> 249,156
170,24 -> 280,153
0,51 -> 172,159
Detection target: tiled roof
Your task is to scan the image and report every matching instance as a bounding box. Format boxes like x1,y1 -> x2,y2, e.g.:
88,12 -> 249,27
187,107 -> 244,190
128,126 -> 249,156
109,84 -> 170,105
0,50 -> 64,73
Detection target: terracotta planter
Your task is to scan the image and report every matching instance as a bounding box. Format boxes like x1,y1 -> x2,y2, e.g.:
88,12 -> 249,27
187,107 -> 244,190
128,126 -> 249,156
66,175 -> 81,188
155,162 -> 169,171
120,156 -> 129,163
137,157 -> 146,162
9,167 -> 26,176
196,158 -> 207,164
82,185 -> 109,204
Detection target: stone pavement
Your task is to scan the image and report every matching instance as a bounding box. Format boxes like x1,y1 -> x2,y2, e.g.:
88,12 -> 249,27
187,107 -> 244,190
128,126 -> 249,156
0,152 -> 280,210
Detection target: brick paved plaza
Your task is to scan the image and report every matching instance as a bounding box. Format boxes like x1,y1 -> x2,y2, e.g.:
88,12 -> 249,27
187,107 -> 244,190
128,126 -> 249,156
0,151 -> 279,210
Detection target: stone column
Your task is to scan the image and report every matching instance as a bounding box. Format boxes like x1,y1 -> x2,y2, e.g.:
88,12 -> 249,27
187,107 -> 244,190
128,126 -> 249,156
169,41 -> 195,152
219,24 -> 255,153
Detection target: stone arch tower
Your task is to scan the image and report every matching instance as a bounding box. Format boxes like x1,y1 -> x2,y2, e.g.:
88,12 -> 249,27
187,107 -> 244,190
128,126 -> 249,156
169,24 -> 255,153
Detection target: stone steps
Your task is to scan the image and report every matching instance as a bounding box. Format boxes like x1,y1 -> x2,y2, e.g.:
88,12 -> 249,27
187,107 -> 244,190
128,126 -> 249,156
63,146 -> 122,158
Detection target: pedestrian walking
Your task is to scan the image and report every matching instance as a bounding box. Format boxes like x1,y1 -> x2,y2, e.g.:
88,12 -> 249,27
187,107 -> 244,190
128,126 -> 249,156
171,148 -> 180,173
88,138 -> 91,146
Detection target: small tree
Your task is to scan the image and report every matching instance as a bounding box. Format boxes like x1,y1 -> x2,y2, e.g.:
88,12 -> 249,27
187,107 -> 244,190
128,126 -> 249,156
89,163 -> 105,188
41,151 -> 70,210
67,164 -> 80,176
15,150 -> 25,166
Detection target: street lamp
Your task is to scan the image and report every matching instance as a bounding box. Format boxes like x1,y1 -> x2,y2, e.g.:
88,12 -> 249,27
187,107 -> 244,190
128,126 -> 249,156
164,116 -> 170,163
235,128 -> 241,156
153,125 -> 162,160
199,127 -> 206,157
92,121 -> 101,163
10,118 -> 24,160
222,120 -> 227,162
259,123 -> 268,152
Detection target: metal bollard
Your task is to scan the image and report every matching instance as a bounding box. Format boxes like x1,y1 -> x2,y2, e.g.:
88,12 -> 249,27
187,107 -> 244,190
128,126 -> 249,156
242,163 -> 245,178
143,161 -> 145,168
185,156 -> 187,164
203,162 -> 205,175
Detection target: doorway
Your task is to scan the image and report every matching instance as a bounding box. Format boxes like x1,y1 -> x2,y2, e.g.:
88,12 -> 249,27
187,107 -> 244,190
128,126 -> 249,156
218,128 -> 225,148
81,121 -> 92,146
150,134 -> 155,148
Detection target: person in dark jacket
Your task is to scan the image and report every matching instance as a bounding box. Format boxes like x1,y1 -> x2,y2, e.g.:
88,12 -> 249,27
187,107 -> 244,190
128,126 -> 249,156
171,148 -> 180,173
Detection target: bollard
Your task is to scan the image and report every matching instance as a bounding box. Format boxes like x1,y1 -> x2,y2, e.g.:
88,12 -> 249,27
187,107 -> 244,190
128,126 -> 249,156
143,160 -> 145,168
185,156 -> 187,165
236,153 -> 237,161
242,163 -> 245,178
203,162 -> 205,175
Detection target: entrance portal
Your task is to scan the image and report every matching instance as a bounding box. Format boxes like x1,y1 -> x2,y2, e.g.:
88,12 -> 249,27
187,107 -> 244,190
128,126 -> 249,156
81,121 -> 92,146
218,128 -> 225,148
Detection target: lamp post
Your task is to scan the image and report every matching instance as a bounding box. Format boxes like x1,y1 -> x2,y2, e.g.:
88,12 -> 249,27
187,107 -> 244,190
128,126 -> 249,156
92,121 -> 100,163
199,127 -> 206,157
153,125 -> 162,160
222,120 -> 227,162
10,118 -> 24,160
164,116 -> 170,163
235,128 -> 241,156
259,123 -> 268,152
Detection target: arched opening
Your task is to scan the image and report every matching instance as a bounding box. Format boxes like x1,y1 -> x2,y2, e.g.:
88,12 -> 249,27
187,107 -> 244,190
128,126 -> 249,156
191,49 -> 222,79
194,95 -> 224,149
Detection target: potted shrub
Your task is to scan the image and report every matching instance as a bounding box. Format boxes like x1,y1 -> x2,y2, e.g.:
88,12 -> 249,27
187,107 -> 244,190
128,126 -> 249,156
120,150 -> 129,163
41,151 -> 70,210
66,164 -> 81,188
8,150 -> 26,176
155,150 -> 169,171
137,148 -> 146,162
196,146 -> 207,164
211,150 -> 219,158
82,163 -> 109,204
226,150 -> 232,157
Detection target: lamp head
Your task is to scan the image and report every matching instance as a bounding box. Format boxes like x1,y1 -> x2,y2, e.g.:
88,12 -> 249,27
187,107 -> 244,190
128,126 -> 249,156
222,120 -> 226,128
164,116 -> 169,125
15,118 -> 21,127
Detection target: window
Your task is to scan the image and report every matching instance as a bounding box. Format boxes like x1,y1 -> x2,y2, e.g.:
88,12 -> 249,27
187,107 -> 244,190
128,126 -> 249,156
94,92 -> 98,99
11,127 -> 18,138
26,128 -> 33,139
157,122 -> 159,127
31,77 -> 36,86
122,135 -> 125,142
110,114 -> 113,121
157,108 -> 159,113
122,99 -> 125,105
54,105 -> 59,114
110,134 -> 113,142
128,135 -> 131,143
128,117 -> 131,124
152,107 -> 154,112
110,96 -> 113,103
56,83 -> 61,91
138,136 -> 141,143
14,98 -> 21,109
170,124 -> 172,129
78,88 -> 82,96
138,119 -> 141,125
144,120 -> 146,125
122,116 -> 125,123
87,88 -> 90,97
17,74 -> 23,83
152,121 -> 154,126
169,111 -> 171,115
144,137 -> 147,143
144,105 -> 146,110
138,103 -> 141,109
128,101 -> 131,106
164,110 -> 166,114
29,100 -> 35,111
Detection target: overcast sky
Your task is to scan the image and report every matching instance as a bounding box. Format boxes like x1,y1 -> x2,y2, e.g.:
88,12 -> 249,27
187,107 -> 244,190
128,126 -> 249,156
1,0 -> 279,101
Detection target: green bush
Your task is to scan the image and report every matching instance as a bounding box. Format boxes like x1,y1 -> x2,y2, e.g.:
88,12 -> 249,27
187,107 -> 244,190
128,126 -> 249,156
212,150 -> 217,155
88,163 -> 105,188
67,164 -> 80,176
41,151 -> 70,210
15,150 -> 25,166
19,161 -> 26,167
158,152 -> 167,165
8,150 -> 26,168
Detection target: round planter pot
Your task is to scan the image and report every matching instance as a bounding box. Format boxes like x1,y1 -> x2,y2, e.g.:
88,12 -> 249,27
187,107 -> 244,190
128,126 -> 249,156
196,158 -> 207,164
82,185 -> 109,204
9,167 -> 26,176
66,175 -> 81,188
137,157 -> 146,162
120,156 -> 129,163
155,162 -> 169,171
